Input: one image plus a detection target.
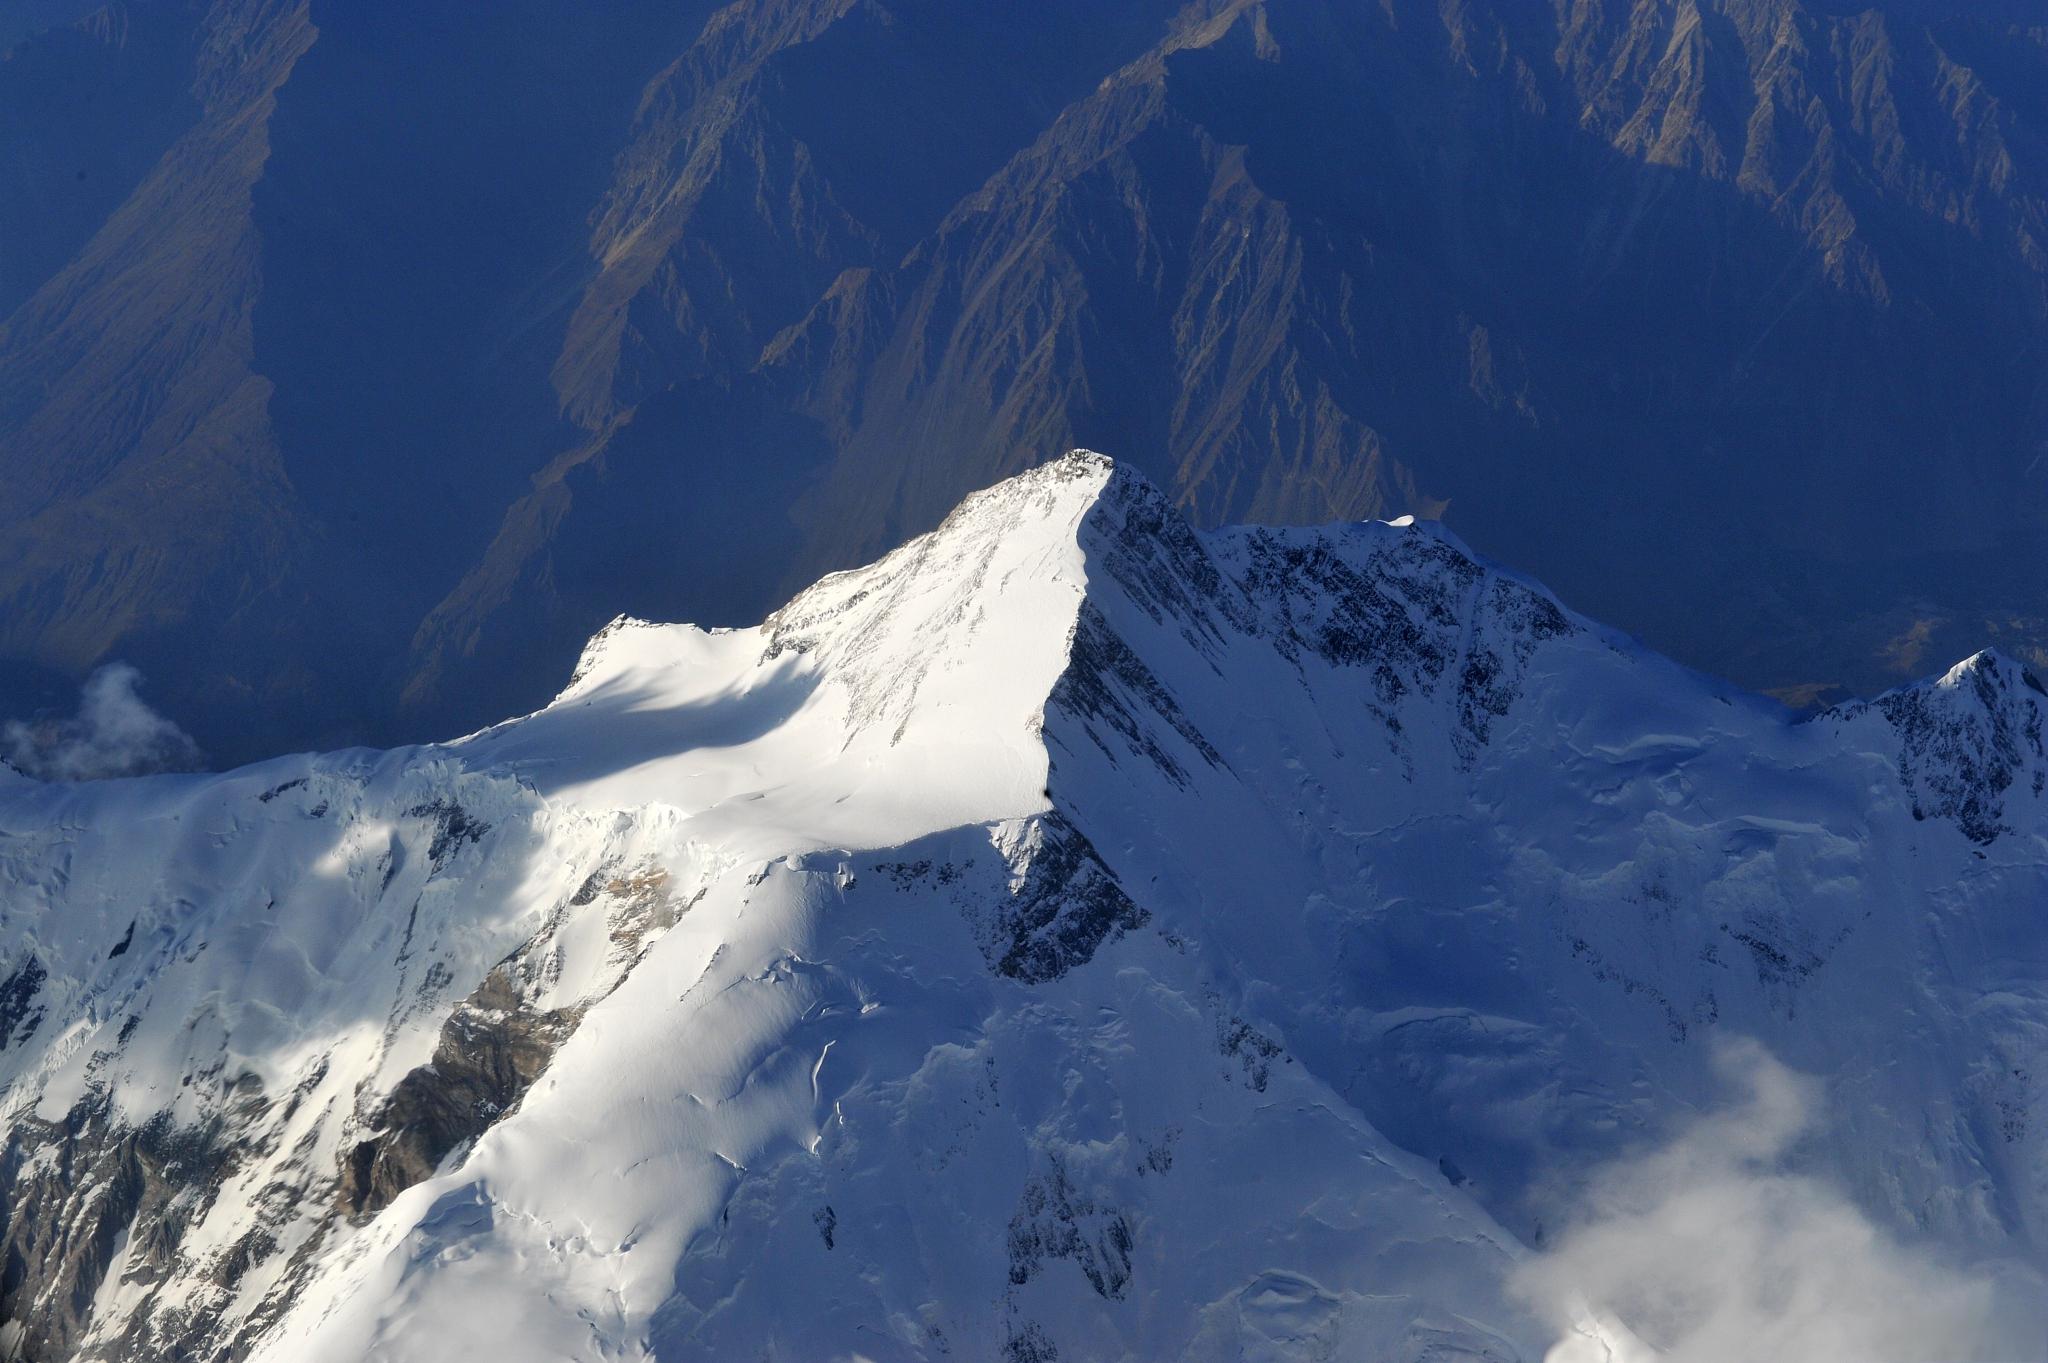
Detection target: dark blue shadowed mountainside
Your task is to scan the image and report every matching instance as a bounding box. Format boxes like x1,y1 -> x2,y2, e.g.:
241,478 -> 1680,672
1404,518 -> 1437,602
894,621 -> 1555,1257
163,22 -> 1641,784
1,0 -> 2045,762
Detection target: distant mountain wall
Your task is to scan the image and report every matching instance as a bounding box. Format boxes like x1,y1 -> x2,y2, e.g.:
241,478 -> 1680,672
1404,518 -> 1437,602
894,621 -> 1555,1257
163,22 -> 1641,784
2,0 -> 2045,760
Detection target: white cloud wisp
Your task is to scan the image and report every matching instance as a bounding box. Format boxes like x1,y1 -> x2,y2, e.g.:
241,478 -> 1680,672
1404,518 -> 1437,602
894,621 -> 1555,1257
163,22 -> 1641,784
1513,1039 -> 2042,1363
3,662 -> 204,781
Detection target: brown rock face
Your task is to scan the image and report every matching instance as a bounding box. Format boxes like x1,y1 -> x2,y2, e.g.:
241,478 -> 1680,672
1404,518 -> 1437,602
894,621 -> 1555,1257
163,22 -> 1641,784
336,967 -> 585,1223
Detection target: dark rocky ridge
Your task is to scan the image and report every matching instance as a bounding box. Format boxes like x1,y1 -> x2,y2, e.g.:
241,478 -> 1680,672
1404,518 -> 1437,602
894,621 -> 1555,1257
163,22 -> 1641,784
1832,649 -> 2048,845
0,1098 -> 238,1362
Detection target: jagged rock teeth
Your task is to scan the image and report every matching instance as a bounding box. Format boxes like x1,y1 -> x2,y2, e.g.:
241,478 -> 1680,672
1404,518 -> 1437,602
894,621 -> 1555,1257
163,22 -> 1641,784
1829,649 -> 2048,845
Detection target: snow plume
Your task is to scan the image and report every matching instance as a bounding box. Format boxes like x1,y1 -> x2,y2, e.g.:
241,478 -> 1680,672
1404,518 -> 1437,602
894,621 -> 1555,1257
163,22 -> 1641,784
1514,1038 -> 2040,1363
3,663 -> 203,780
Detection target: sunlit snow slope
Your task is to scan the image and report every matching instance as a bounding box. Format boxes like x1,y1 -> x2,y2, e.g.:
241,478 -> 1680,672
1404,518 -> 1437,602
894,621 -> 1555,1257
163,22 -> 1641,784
1,452 -> 2045,1362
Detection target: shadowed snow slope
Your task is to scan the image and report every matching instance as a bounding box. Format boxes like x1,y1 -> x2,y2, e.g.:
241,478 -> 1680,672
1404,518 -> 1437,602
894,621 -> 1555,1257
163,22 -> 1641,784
1,452 -> 2045,1362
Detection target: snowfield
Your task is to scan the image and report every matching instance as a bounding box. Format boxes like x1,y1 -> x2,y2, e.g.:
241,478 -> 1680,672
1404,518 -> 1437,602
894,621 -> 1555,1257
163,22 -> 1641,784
1,452 -> 2044,1361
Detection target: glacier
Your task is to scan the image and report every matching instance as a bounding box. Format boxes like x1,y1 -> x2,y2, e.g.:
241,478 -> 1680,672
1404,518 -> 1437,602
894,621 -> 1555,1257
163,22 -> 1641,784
0,451 -> 2044,1361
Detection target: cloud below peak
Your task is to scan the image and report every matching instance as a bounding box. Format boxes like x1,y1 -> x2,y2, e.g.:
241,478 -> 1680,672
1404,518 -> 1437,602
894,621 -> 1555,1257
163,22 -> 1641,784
1515,1038 -> 2043,1363
3,663 -> 204,781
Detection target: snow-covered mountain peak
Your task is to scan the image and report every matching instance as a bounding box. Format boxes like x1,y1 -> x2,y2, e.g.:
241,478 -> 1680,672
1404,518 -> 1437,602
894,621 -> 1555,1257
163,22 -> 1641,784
472,447 -> 1599,841
452,452 -> 1129,854
2,453 -> 2047,1362
1929,647 -> 2048,711
1822,645 -> 2048,846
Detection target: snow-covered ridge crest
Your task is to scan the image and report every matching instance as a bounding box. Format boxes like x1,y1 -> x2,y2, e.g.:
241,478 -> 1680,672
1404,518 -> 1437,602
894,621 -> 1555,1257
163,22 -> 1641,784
462,450 -> 1119,856
497,447 -> 2048,860
508,446 -> 1600,829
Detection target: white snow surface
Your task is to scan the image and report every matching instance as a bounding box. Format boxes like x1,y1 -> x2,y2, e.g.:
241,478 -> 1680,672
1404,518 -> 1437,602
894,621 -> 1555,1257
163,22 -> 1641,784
0,451 -> 2044,1362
